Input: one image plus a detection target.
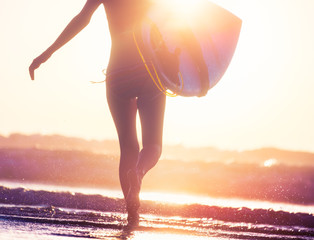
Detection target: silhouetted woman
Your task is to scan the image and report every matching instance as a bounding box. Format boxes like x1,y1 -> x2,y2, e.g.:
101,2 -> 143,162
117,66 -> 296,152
29,0 -> 166,227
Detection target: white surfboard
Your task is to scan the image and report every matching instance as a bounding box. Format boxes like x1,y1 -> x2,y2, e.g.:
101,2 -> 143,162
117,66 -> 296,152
134,0 -> 242,97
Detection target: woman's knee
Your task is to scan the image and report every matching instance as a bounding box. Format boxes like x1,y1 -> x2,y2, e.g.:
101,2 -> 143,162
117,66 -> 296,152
120,141 -> 140,159
121,143 -> 139,154
142,144 -> 162,159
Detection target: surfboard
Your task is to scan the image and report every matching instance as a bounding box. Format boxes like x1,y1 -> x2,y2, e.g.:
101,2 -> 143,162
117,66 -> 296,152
133,0 -> 242,97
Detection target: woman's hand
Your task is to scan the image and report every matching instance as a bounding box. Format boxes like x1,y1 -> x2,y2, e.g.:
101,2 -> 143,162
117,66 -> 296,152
29,50 -> 52,80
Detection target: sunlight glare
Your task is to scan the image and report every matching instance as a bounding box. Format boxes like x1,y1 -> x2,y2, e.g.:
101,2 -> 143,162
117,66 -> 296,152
152,0 -> 204,29
141,191 -> 207,205
263,158 -> 278,167
165,0 -> 202,16
140,191 -> 314,214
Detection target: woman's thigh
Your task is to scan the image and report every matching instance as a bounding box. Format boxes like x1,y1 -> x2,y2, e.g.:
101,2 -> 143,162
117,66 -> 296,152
106,64 -> 166,148
106,89 -> 138,149
137,92 -> 166,147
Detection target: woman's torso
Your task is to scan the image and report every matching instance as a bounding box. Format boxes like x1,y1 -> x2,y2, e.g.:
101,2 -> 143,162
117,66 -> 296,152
101,0 -> 151,73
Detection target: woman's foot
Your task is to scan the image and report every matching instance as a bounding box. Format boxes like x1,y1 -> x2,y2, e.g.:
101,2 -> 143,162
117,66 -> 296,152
125,211 -> 139,229
126,169 -> 141,213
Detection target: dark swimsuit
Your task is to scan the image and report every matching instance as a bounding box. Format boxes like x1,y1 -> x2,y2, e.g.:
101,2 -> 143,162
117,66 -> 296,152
106,63 -> 164,103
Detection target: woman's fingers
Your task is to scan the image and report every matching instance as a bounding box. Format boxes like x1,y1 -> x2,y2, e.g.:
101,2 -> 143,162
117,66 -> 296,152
29,60 -> 38,80
29,53 -> 49,80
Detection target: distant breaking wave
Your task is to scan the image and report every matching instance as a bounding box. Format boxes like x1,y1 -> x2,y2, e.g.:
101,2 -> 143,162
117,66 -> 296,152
1,147 -> 314,205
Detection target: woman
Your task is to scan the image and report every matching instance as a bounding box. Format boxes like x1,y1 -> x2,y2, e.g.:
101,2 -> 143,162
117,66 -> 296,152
29,0 -> 166,227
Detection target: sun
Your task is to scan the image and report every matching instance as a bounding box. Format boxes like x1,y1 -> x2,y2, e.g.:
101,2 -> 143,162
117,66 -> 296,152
152,0 -> 204,19
168,0 -> 203,15
148,0 -> 208,33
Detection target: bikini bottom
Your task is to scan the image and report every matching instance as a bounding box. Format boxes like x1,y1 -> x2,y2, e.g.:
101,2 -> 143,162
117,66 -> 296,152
106,64 -> 164,103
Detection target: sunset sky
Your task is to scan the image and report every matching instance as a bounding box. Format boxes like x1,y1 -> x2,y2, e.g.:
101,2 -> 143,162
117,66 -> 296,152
1,0 -> 314,152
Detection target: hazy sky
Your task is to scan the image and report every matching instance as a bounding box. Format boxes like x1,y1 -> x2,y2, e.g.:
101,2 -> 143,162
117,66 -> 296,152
1,0 -> 314,152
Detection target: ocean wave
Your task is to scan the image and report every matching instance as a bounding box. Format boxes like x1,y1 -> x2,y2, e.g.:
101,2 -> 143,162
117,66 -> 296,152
0,185 -> 313,230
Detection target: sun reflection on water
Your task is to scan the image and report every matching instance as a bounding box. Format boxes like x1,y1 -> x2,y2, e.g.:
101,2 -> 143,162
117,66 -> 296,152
263,158 -> 278,167
132,232 -> 218,240
140,191 -> 314,214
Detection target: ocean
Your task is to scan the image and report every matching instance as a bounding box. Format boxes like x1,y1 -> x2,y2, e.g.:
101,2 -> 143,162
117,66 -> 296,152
1,136 -> 314,239
0,181 -> 313,240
